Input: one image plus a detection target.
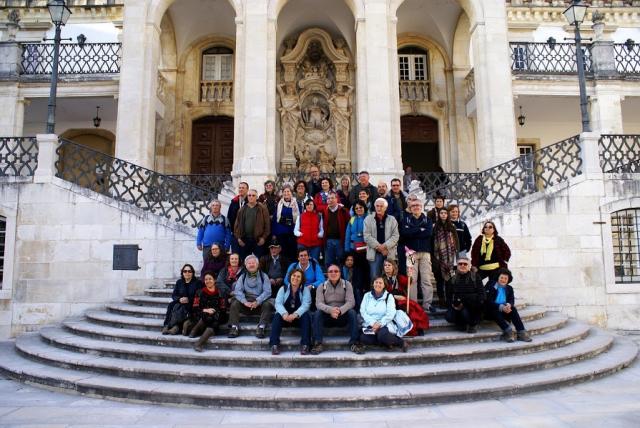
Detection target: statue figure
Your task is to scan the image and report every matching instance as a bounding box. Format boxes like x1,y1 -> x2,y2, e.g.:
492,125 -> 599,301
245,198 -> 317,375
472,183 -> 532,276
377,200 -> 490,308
317,145 -> 335,174
297,144 -> 314,173
277,83 -> 301,154
302,96 -> 329,129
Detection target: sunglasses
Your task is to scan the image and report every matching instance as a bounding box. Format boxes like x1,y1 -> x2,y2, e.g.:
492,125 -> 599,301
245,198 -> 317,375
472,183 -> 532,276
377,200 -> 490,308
457,262 -> 469,266
484,225 -> 494,229
182,270 -> 193,273
328,270 -> 340,273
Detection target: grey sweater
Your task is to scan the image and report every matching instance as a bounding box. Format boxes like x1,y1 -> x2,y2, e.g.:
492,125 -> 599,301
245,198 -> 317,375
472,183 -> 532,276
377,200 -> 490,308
316,279 -> 356,315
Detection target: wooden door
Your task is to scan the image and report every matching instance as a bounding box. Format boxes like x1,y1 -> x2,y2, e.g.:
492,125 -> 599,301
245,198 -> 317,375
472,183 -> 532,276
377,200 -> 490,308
401,115 -> 439,172
191,116 -> 234,174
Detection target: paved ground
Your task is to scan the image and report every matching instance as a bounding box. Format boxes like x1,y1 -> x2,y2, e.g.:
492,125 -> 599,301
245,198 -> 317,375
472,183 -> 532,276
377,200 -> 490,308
0,338 -> 638,428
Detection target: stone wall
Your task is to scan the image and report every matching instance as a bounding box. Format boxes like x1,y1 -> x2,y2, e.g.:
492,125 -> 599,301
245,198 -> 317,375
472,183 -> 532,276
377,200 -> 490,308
0,176 -> 198,338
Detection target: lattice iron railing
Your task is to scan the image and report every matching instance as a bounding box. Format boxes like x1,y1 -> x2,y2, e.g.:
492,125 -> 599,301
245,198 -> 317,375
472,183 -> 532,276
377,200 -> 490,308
1,0 -> 121,6
414,135 -> 582,219
599,134 -> 640,173
21,43 -> 122,75
166,174 -> 232,195
614,43 -> 640,75
510,42 -> 592,74
0,137 -> 38,177
506,0 -> 637,6
55,139 -> 216,227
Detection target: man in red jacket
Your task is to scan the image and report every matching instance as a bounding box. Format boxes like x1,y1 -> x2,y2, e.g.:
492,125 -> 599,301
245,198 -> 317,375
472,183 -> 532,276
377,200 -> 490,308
322,192 -> 350,267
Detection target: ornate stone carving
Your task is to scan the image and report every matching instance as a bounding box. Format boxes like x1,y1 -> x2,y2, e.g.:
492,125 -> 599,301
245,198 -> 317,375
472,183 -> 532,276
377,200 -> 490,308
277,28 -> 354,173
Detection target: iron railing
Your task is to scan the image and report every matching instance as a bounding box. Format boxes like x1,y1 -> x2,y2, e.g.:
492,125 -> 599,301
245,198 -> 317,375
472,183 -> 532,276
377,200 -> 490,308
0,137 -> 38,177
506,0 -> 637,6
599,134 -> 640,173
166,174 -> 232,195
510,42 -> 592,75
21,43 -> 122,75
55,139 -> 216,227
414,135 -> 582,219
614,43 -> 640,75
1,0 -> 122,6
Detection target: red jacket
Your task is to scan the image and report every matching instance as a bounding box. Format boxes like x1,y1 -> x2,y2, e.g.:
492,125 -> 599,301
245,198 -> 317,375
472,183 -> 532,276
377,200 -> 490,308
298,211 -> 323,248
322,205 -> 350,245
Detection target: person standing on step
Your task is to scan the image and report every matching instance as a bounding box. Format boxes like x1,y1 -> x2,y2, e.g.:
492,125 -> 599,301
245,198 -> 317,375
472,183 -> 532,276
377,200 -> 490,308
234,189 -> 271,262
259,238 -> 290,298
293,180 -> 313,213
400,198 -> 436,313
162,264 -> 202,335
190,271 -> 228,352
196,200 -> 231,260
348,170 -> 377,207
228,255 -> 274,339
307,164 -> 322,197
471,220 -> 511,286
200,243 -> 227,280
432,208 -> 459,308
258,179 -> 280,224
227,182 -> 249,254
312,264 -> 362,355
273,184 -> 299,261
448,204 -> 472,253
485,268 -> 532,343
294,198 -> 324,263
445,253 -> 485,334
321,191 -> 350,268
344,200 -> 370,304
426,194 -> 446,222
269,268 -> 312,355
313,177 -> 334,214
363,198 -> 399,280
336,174 -> 352,209
359,277 -> 409,353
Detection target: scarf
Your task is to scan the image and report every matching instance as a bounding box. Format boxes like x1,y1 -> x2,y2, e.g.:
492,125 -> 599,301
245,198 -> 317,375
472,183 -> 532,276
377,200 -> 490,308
202,286 -> 218,296
494,285 -> 507,305
434,227 -> 457,280
277,198 -> 300,223
481,236 -> 494,261
226,266 -> 240,282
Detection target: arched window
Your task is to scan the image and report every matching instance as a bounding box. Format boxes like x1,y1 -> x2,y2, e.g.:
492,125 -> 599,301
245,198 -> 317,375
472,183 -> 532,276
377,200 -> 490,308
0,216 -> 5,286
398,46 -> 429,81
611,208 -> 640,283
202,46 -> 234,81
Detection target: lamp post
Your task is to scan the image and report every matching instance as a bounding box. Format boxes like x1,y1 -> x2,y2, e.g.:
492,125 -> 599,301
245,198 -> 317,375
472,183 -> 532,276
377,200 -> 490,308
45,0 -> 71,134
563,0 -> 591,133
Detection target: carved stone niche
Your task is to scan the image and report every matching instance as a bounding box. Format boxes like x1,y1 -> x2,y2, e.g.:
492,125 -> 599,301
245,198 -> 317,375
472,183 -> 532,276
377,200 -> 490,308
277,28 -> 354,174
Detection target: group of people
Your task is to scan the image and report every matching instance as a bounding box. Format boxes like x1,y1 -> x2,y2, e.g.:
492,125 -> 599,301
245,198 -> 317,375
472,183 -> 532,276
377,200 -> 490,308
162,168 -> 531,354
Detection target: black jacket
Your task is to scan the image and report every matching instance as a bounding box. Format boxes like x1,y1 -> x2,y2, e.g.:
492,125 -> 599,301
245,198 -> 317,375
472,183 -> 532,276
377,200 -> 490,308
192,287 -> 226,323
399,212 -> 433,253
452,219 -> 472,252
446,271 -> 485,306
171,278 -> 202,308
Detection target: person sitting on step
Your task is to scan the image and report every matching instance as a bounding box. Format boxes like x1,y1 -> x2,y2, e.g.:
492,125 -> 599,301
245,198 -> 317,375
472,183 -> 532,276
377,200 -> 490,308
312,264 -> 362,355
359,277 -> 409,353
190,271 -> 228,352
485,268 -> 532,343
269,268 -> 312,355
259,237 -> 290,298
162,264 -> 202,335
228,255 -> 274,339
381,259 -> 429,337
445,252 -> 485,334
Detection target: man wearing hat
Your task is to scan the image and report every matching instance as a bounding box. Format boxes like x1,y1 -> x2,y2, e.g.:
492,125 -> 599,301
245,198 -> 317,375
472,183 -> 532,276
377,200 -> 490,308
445,251 -> 485,334
259,237 -> 291,298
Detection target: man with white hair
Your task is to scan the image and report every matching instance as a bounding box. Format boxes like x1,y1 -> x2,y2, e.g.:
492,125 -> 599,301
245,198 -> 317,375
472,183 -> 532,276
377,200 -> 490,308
196,200 -> 231,260
363,198 -> 399,279
228,255 -> 274,339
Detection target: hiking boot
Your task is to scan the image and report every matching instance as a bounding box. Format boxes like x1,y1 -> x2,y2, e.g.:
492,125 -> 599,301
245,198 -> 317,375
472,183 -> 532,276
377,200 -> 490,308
271,345 -> 280,355
182,320 -> 193,336
501,330 -> 515,343
228,325 -> 239,338
300,345 -> 310,355
161,326 -> 170,335
167,326 -> 180,335
193,327 -> 214,352
350,343 -> 365,355
188,320 -> 205,338
255,325 -> 266,339
467,325 -> 478,334
310,343 -> 323,355
517,331 -> 532,342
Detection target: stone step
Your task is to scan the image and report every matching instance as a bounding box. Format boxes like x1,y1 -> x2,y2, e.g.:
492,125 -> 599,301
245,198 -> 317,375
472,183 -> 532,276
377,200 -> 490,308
61,314 -> 567,351
85,307 -> 547,333
0,337 -> 636,409
15,329 -> 614,387
124,295 -> 171,307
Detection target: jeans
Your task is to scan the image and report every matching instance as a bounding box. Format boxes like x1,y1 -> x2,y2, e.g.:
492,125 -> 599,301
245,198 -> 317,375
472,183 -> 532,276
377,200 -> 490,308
406,251 -> 436,309
324,239 -> 344,267
276,233 -> 297,261
312,309 -> 359,345
359,326 -> 403,348
269,312 -> 311,346
368,252 -> 386,281
489,305 -> 525,332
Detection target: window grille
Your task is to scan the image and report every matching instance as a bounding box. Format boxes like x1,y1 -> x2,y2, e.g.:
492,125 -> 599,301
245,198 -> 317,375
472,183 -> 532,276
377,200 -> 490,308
611,208 -> 640,284
519,145 -> 535,191
0,216 -> 5,286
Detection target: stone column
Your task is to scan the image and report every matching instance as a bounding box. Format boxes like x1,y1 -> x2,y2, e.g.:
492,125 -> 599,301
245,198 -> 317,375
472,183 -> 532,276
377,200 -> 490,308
354,0 -> 403,176
0,85 -> 22,136
33,134 -> 59,183
114,2 -> 160,168
469,0 -> 517,170
580,131 -> 602,176
232,0 -> 276,190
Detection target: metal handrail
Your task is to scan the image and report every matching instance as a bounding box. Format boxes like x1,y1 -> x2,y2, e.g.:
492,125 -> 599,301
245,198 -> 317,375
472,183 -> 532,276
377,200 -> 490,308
599,134 -> 640,173
510,42 -> 592,75
0,136 -> 38,177
20,42 -> 122,75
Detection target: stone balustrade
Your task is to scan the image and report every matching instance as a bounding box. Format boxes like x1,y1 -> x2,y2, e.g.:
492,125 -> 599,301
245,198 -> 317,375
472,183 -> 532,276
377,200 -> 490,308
200,80 -> 234,103
398,80 -> 430,102
0,0 -> 121,6
507,0 -> 640,6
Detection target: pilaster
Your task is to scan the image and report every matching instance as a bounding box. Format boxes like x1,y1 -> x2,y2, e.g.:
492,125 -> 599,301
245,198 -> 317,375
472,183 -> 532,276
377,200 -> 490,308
33,134 -> 59,183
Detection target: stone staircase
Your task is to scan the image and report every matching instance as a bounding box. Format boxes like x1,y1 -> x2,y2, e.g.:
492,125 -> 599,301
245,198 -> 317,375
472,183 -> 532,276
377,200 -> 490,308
0,283 -> 637,410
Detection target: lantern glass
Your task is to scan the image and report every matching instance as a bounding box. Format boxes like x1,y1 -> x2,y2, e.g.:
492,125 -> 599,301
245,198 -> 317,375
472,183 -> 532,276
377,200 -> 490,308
47,1 -> 71,26
563,1 -> 588,26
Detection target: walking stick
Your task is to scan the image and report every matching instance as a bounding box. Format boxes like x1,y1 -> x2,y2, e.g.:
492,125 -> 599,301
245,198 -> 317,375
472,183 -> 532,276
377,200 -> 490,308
406,249 -> 416,314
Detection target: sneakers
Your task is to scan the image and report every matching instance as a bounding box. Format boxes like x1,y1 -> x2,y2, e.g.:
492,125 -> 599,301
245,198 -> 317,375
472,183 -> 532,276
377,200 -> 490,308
350,343 -> 365,355
271,345 -> 280,355
501,330 -> 515,343
310,343 -> 324,355
517,331 -> 533,342
255,325 -> 266,339
228,325 -> 239,338
300,345 -> 310,355
467,325 -> 478,334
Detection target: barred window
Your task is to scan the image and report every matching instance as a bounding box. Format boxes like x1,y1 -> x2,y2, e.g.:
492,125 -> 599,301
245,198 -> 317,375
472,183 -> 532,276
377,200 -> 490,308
202,47 -> 234,81
0,216 -> 5,286
611,209 -> 640,284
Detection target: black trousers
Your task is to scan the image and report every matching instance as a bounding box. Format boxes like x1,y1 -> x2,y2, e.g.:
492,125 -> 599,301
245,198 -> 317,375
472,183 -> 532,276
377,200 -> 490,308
359,326 -> 404,348
446,302 -> 483,328
488,305 -> 525,332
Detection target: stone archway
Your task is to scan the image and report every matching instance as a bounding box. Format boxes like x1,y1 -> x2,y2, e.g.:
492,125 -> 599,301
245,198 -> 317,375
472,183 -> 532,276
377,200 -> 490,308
401,115 -> 440,172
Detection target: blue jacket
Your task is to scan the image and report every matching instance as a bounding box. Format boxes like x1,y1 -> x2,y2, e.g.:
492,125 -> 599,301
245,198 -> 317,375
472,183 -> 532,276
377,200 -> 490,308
344,214 -> 366,252
284,259 -> 325,288
399,212 -> 433,253
196,214 -> 231,249
275,284 -> 311,317
360,290 -> 397,328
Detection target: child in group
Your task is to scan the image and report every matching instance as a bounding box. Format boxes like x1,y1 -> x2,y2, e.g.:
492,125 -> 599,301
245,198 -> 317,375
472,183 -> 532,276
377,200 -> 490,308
485,268 -> 532,343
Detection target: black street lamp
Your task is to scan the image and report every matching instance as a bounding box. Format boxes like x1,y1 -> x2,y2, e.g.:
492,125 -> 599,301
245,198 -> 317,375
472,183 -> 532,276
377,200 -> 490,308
93,106 -> 102,128
45,0 -> 72,134
563,0 -> 591,133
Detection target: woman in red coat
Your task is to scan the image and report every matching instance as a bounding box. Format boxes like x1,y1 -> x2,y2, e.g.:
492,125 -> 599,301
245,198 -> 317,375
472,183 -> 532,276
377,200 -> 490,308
381,259 -> 429,336
294,199 -> 324,262
471,220 -> 511,285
